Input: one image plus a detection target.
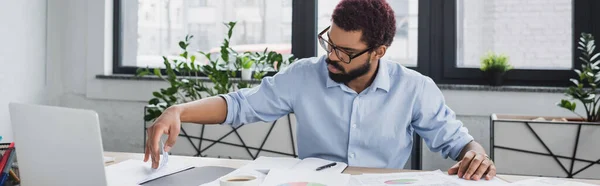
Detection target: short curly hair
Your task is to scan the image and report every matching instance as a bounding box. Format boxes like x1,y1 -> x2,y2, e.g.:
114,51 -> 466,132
331,0 -> 396,49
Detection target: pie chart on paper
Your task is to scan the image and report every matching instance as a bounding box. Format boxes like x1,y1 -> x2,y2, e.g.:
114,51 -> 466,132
384,179 -> 419,184
276,182 -> 327,186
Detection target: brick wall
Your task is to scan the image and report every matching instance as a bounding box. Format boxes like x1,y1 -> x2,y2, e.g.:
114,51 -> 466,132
459,0 -> 572,69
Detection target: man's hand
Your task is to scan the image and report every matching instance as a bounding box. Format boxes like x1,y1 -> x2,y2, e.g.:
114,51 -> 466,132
448,150 -> 496,181
143,106 -> 182,169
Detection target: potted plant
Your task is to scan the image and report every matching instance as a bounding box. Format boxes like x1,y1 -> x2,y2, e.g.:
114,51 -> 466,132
480,52 -> 512,86
136,21 -> 299,159
239,54 -> 254,81
557,33 -> 600,122
489,33 -> 600,180
136,21 -> 296,121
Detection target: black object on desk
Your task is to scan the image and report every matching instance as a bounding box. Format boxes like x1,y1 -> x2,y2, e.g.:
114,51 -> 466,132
141,166 -> 235,186
315,162 -> 337,171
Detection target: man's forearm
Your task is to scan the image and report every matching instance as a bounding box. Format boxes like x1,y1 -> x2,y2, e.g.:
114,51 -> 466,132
168,96 -> 228,124
458,141 -> 486,160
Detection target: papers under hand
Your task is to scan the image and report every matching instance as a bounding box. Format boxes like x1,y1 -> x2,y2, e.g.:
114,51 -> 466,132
351,171 -> 461,186
105,140 -> 192,185
352,170 -> 508,186
261,168 -> 351,186
437,170 -> 508,186
105,159 -> 193,186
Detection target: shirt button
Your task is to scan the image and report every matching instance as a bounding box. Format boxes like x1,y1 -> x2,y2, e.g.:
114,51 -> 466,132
349,153 -> 355,159
351,124 -> 357,129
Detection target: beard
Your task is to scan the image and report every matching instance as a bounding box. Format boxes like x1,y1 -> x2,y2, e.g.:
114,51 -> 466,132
326,57 -> 371,83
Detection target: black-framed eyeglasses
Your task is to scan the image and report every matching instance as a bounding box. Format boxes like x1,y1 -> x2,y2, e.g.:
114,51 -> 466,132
318,26 -> 374,64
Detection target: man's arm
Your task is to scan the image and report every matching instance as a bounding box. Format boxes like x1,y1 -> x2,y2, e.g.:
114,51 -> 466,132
410,77 -> 495,180
144,59 -> 306,168
172,96 -> 229,124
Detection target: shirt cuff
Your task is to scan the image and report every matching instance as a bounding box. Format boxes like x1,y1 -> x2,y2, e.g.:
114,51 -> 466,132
219,94 -> 234,125
450,134 -> 475,161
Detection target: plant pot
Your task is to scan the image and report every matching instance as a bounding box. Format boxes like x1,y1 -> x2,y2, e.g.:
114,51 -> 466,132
241,69 -> 253,81
484,71 -> 505,86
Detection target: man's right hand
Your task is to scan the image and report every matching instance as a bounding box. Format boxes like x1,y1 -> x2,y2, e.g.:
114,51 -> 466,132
143,106 -> 182,169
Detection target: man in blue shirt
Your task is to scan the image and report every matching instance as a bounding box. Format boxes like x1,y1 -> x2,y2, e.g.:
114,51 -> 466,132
145,0 -> 496,181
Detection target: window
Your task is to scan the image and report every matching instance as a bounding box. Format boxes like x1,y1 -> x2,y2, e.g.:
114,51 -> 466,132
429,0 -> 600,86
114,0 -> 298,73
457,0 -> 572,69
115,0 -> 600,87
317,0 -> 419,67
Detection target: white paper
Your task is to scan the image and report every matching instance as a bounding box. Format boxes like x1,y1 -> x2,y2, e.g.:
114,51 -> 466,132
434,170 -> 508,186
243,156 -> 300,172
103,156 -> 115,163
351,171 -> 463,186
242,156 -> 347,174
507,177 -> 598,186
105,159 -> 193,186
291,157 -> 348,173
199,167 -> 267,186
261,168 -> 351,186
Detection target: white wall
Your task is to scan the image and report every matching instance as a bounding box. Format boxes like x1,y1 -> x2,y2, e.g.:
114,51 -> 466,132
46,0 -> 584,172
0,0 -> 48,142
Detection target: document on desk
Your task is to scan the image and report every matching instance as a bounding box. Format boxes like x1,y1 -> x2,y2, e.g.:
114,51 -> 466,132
357,170 -> 508,186
351,171 -> 465,186
199,167 -> 267,186
261,168 -> 351,186
105,159 -> 194,185
243,156 -> 348,174
507,177 -> 597,186
438,170 -> 508,186
105,141 -> 194,185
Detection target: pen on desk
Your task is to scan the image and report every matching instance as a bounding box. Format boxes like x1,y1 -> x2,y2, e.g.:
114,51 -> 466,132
315,162 -> 337,171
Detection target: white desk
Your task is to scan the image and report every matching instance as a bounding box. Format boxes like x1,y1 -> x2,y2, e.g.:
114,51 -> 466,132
103,151 -> 600,185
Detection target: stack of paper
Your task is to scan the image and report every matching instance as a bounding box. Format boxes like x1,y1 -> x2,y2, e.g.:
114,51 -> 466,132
104,140 -> 194,185
243,156 -> 348,174
201,156 -> 351,186
105,159 -> 193,185
351,170 -> 508,186
261,168 -> 351,186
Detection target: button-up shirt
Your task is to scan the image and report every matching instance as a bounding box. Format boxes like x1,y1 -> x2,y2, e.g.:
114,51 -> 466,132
221,56 -> 474,169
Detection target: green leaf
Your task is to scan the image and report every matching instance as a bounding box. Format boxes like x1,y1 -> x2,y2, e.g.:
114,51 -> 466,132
149,98 -> 160,105
191,55 -> 196,63
580,57 -> 589,63
180,51 -> 188,59
166,87 -> 178,95
152,91 -> 163,98
591,53 -> 600,62
179,41 -> 186,50
557,99 -> 576,111
153,68 -> 162,79
136,68 -> 150,77
570,78 -> 579,85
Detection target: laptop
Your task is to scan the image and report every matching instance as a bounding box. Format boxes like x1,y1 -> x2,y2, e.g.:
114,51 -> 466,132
9,103 -> 237,186
9,103 -> 107,186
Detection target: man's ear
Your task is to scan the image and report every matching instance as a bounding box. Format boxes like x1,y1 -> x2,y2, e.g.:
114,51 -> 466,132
373,45 -> 387,60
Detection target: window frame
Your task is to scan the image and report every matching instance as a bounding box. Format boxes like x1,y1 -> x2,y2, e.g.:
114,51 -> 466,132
112,0 -> 317,76
428,0 -> 600,87
114,0 -> 600,87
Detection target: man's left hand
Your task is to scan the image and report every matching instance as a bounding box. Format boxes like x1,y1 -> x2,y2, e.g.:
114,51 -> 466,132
447,150 -> 496,181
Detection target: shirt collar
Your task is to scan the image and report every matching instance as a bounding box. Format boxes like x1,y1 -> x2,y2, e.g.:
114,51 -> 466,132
324,57 -> 390,93
370,59 -> 390,93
